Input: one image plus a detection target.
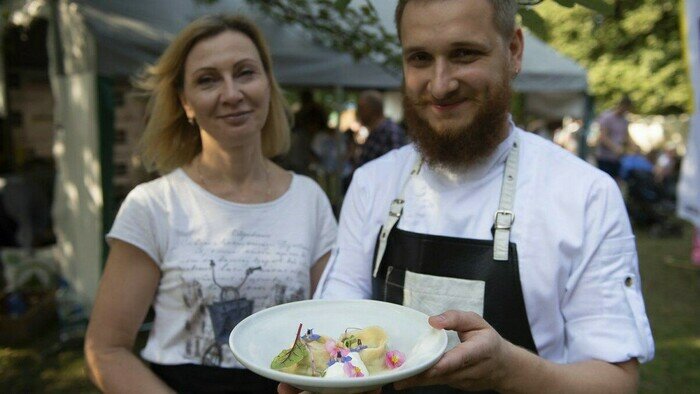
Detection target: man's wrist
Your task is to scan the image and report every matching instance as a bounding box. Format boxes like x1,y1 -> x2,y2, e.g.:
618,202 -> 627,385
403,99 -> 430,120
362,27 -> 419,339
495,341 -> 548,394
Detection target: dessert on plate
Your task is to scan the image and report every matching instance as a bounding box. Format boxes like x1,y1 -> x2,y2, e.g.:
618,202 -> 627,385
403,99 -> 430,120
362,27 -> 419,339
271,324 -> 405,378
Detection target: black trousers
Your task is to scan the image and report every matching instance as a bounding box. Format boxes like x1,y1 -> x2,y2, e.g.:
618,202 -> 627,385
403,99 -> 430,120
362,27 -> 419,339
150,363 -> 278,394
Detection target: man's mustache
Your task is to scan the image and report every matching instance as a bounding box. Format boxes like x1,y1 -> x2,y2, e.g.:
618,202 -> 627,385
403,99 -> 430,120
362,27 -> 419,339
403,94 -> 479,108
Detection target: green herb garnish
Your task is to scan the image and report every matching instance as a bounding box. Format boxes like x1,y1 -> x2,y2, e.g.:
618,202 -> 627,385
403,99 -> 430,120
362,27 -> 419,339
271,323 -> 309,370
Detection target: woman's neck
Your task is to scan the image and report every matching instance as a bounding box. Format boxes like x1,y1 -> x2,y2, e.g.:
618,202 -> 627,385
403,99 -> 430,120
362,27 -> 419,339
190,139 -> 276,203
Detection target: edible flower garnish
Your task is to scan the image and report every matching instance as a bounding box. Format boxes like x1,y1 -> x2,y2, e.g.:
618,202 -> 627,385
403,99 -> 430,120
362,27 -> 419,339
325,339 -> 349,358
343,361 -> 365,377
385,350 -> 406,369
302,328 -> 321,341
327,350 -> 352,367
349,338 -> 367,352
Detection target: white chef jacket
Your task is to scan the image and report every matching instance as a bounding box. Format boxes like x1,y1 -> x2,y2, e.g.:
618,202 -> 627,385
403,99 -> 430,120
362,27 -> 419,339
318,125 -> 654,365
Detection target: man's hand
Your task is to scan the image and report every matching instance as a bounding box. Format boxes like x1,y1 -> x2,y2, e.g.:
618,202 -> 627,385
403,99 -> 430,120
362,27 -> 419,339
394,310 -> 515,392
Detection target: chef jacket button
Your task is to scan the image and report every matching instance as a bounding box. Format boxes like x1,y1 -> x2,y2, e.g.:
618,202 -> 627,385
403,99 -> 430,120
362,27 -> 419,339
625,277 -> 633,287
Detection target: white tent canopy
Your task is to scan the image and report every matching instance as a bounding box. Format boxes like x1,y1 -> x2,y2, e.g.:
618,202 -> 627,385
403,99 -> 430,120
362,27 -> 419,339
78,0 -> 403,88
78,0 -> 588,100
78,0 -> 589,120
678,1 -> 700,228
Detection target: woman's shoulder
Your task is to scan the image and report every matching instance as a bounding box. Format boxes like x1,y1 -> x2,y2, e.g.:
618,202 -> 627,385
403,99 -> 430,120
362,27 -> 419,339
288,172 -> 327,196
125,169 -> 187,204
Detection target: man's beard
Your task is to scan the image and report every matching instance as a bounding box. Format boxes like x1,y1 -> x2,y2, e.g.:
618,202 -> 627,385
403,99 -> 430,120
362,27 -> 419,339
402,75 -> 512,170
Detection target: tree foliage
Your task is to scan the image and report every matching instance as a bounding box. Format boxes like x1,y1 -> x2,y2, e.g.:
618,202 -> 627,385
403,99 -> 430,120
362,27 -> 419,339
535,0 -> 690,115
248,0 -> 402,75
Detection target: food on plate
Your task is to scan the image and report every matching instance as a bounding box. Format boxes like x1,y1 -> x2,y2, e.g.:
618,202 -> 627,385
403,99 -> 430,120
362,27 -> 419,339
270,324 -> 405,378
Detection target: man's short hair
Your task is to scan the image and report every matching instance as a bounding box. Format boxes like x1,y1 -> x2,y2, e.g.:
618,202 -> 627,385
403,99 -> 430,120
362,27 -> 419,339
395,0 -> 519,42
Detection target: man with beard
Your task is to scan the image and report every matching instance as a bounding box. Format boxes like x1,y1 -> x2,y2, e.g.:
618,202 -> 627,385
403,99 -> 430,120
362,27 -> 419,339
309,0 -> 653,393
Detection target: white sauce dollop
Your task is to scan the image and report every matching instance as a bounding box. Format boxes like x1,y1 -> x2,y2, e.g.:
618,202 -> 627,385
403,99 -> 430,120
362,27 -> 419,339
324,352 -> 369,378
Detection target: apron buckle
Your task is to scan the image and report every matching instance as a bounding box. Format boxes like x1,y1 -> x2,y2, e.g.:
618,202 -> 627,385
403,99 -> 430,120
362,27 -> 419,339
389,199 -> 404,218
494,210 -> 515,229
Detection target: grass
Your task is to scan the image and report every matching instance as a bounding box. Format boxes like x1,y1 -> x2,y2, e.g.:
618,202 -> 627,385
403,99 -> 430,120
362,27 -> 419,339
0,224 -> 698,393
636,223 -> 700,393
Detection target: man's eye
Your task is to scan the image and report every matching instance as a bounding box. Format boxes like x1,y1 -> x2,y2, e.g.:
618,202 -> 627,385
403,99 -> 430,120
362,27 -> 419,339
407,52 -> 431,63
452,49 -> 479,60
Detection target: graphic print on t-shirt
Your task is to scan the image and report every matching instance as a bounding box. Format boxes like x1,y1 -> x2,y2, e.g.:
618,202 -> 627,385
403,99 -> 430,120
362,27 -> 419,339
181,260 -> 306,366
181,260 -> 260,366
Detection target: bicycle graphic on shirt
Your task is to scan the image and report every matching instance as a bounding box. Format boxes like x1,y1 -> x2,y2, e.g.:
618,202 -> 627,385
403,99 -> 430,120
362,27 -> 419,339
187,260 -> 261,366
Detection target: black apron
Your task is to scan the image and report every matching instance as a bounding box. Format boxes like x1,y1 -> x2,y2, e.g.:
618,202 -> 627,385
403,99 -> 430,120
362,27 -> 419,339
371,136 -> 537,393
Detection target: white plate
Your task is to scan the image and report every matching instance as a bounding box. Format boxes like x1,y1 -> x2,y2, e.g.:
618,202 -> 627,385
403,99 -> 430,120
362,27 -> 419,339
229,299 -> 448,393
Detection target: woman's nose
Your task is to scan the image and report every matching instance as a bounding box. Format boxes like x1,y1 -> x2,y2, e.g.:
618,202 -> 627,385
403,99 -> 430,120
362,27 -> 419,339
221,77 -> 243,103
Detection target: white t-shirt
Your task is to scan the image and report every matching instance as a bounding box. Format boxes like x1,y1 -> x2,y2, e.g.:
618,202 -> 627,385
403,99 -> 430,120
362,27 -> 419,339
108,169 -> 337,368
318,126 -> 655,365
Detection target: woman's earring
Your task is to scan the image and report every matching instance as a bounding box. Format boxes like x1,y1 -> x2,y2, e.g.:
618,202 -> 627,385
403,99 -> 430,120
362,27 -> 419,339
188,116 -> 195,125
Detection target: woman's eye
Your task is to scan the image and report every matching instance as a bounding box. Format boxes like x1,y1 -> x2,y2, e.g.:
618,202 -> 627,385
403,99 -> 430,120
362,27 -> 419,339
237,68 -> 256,80
197,76 -> 216,85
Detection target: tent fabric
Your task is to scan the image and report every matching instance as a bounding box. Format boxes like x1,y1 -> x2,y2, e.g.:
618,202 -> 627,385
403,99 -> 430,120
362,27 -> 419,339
677,0 -> 700,228
77,0 -> 403,89
516,32 -> 588,93
77,0 -> 587,93
49,1 -> 103,307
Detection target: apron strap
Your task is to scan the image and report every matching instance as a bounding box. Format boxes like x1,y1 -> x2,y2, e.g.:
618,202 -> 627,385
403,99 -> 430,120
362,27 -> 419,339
373,158 -> 423,278
493,134 -> 520,261
373,130 -> 520,273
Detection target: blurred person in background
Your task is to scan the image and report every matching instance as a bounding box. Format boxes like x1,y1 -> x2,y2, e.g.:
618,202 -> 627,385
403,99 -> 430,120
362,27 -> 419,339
594,96 -> 637,180
355,90 -> 407,167
284,89 -> 321,176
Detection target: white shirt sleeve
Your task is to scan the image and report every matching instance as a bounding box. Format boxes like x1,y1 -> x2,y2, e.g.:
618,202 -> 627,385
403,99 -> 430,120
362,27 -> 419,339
562,175 -> 654,363
106,185 -> 162,265
317,167 -> 375,299
311,182 -> 338,263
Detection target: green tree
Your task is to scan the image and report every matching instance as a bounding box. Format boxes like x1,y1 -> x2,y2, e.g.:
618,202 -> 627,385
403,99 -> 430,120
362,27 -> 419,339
536,0 -> 691,115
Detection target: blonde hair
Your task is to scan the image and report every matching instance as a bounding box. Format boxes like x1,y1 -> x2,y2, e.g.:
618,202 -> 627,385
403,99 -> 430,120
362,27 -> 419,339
137,14 -> 290,174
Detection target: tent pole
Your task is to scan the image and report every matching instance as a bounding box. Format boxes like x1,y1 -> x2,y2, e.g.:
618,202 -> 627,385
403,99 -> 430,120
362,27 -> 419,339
98,77 -> 115,268
48,0 -> 64,77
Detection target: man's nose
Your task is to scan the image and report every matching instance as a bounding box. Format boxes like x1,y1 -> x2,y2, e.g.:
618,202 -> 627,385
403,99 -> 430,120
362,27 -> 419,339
428,59 -> 458,100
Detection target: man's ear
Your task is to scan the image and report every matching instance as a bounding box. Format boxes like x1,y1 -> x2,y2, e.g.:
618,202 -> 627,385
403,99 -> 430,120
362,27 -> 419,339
509,28 -> 524,78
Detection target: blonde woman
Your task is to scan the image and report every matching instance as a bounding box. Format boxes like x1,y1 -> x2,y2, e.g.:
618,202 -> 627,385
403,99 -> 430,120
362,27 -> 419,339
85,15 -> 337,393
